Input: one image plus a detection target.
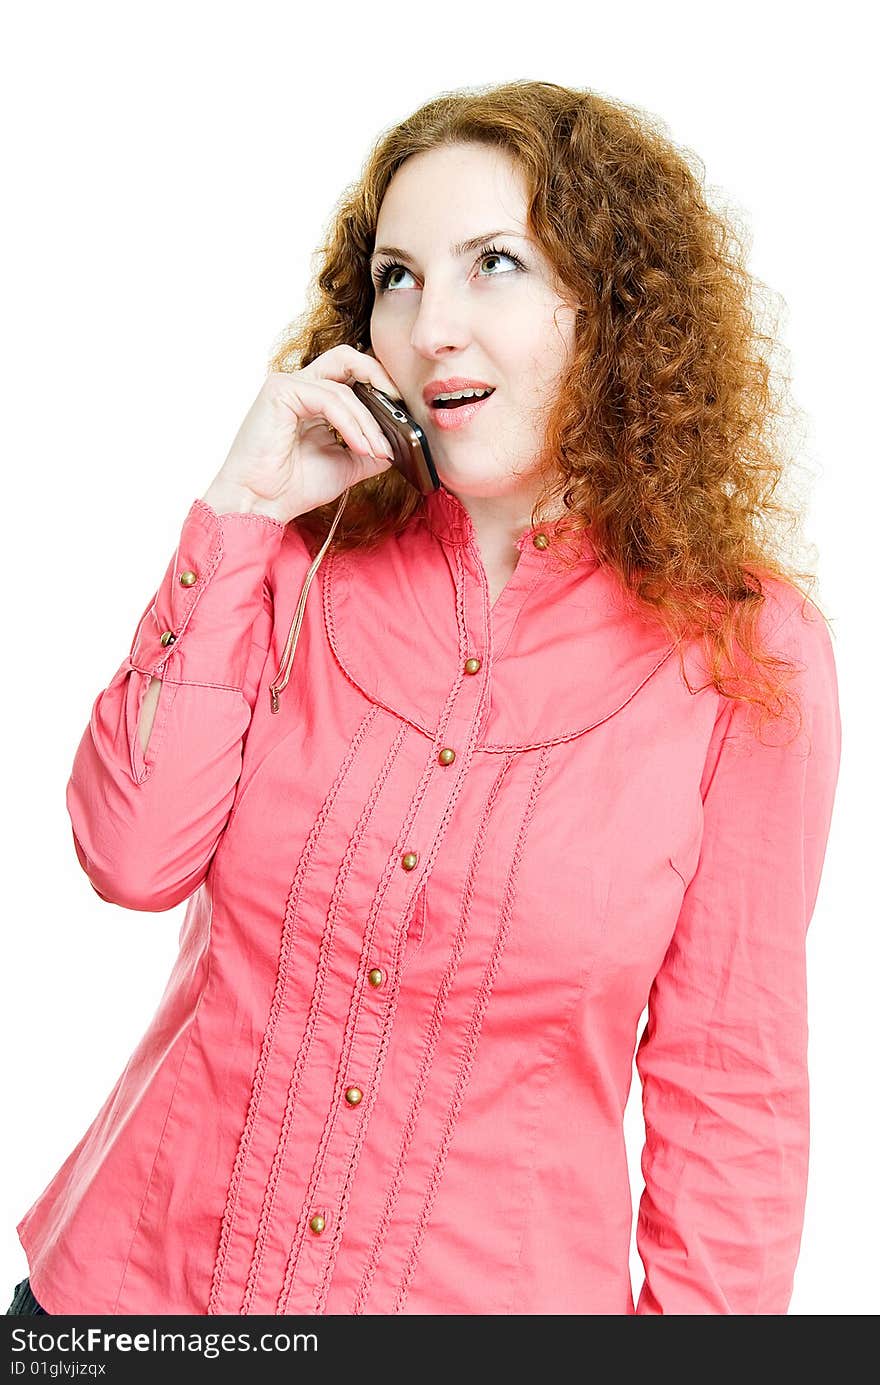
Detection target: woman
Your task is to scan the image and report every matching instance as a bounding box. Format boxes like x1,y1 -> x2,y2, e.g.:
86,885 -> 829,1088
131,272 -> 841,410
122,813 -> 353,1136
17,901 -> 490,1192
9,79 -> 841,1316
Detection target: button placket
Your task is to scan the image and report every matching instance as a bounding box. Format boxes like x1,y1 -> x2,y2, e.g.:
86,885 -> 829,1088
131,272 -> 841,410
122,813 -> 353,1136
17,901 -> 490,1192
471,531 -> 551,662
287,912 -> 397,1296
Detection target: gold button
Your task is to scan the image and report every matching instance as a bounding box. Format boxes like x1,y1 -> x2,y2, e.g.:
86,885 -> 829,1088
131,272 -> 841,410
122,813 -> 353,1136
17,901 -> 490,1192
308,1213 -> 325,1235
178,570 -> 197,586
464,657 -> 481,674
401,852 -> 418,871
532,533 -> 549,549
438,748 -> 455,765
159,630 -> 177,647
368,968 -> 384,988
344,1086 -> 363,1106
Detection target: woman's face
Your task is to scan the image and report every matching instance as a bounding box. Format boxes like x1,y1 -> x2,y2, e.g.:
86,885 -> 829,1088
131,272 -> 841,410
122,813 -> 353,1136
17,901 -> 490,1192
369,143 -> 577,505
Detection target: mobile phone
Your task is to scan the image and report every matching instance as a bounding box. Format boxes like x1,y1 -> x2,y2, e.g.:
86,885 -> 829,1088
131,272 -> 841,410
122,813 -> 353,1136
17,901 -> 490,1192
350,380 -> 440,494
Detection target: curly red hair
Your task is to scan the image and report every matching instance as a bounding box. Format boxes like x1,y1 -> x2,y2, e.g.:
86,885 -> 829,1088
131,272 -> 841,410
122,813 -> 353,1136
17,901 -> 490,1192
267,78 -> 832,742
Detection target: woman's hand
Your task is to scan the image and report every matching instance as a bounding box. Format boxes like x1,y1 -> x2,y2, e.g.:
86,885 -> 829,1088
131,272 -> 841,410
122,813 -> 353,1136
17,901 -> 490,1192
201,345 -> 402,522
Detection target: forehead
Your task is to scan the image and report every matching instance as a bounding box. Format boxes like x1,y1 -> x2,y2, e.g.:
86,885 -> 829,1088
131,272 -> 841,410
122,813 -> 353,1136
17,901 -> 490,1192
375,144 -> 529,241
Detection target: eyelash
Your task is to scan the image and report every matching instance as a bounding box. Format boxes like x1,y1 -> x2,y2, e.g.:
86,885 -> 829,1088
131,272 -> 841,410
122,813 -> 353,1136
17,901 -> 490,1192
371,241 -> 526,292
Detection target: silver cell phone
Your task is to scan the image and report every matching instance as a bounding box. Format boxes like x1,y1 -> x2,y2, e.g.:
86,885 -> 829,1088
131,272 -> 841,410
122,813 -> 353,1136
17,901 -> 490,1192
350,380 -> 440,495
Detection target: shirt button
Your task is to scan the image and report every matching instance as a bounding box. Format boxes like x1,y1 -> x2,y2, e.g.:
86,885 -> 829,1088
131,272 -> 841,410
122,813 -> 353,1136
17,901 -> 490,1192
401,852 -> 418,871
308,1213 -> 326,1235
368,968 -> 384,988
159,631 -> 177,647
464,657 -> 481,674
345,1086 -> 363,1106
178,570 -> 198,586
438,748 -> 455,765
532,533 -> 549,549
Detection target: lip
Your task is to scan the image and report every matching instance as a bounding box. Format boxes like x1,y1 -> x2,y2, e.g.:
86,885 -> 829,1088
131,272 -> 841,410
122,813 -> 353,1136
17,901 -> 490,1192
422,377 -> 495,406
427,389 -> 495,431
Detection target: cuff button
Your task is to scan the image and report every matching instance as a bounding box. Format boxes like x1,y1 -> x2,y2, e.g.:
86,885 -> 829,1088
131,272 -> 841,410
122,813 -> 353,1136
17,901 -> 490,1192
160,630 -> 177,647
179,570 -> 198,586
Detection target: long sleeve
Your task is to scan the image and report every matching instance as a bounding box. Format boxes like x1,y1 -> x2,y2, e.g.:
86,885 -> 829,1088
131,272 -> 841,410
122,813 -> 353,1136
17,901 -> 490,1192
633,592 -> 842,1314
66,497 -> 294,913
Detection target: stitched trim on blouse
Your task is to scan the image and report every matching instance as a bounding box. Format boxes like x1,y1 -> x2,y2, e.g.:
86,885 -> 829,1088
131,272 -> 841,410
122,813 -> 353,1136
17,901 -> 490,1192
251,717 -> 410,1315
207,704 -> 381,1315
351,751 -> 516,1314
391,741 -> 552,1313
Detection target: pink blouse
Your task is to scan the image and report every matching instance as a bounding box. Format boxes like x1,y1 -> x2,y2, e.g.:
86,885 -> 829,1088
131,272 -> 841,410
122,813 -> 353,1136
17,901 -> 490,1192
16,485 -> 841,1314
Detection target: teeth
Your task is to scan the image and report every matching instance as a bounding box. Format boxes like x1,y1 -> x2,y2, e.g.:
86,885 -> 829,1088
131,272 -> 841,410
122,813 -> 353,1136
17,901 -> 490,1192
432,387 -> 493,403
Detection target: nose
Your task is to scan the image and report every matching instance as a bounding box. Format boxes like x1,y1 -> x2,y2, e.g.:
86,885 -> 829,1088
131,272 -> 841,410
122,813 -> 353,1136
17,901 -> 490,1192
408,284 -> 473,359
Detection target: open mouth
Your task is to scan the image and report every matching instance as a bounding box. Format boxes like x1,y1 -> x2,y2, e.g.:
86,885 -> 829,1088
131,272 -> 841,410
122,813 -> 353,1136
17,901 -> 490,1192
427,388 -> 496,431
431,387 -> 496,409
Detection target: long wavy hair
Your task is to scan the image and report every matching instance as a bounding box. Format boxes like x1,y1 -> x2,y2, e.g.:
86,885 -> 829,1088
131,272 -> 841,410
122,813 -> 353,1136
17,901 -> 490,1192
267,78 -> 830,741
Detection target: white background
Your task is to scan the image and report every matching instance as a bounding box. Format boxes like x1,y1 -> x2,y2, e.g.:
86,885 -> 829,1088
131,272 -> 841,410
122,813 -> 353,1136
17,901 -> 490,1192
2,0 -> 874,1316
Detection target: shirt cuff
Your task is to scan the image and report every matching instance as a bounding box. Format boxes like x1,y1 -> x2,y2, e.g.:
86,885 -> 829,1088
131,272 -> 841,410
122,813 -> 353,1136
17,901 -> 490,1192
128,497 -> 286,688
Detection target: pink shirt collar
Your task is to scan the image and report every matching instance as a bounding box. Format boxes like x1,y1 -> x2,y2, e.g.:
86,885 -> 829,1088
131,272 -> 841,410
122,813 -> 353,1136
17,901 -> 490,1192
420,484 -> 597,560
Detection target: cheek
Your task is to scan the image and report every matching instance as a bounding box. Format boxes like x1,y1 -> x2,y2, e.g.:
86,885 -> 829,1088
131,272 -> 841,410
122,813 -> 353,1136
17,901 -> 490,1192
368,310 -> 386,350
501,310 -> 570,381
524,295 -> 576,371
369,317 -> 412,381
535,326 -> 575,384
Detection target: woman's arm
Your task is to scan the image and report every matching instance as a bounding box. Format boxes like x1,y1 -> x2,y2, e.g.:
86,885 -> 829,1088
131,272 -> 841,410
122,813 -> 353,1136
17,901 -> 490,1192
135,484 -> 284,756
66,497 -> 301,913
634,591 -> 842,1314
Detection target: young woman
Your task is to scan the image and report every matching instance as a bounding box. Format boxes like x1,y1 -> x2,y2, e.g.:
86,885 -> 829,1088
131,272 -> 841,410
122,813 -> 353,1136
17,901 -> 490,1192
9,78 -> 840,1316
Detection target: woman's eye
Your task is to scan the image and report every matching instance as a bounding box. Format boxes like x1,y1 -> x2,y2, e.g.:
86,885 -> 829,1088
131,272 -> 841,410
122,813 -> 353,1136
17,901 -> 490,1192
377,265 -> 413,291
374,248 -> 522,293
479,251 -> 518,277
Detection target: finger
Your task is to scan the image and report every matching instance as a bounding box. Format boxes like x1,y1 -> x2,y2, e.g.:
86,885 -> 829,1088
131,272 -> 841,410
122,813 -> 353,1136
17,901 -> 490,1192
314,379 -> 394,458
288,382 -> 369,453
301,388 -> 389,459
336,343 -> 405,402
346,449 -> 395,484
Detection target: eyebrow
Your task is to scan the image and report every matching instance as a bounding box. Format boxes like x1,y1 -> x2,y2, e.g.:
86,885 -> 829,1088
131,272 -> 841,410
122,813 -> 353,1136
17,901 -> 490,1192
369,229 -> 527,264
